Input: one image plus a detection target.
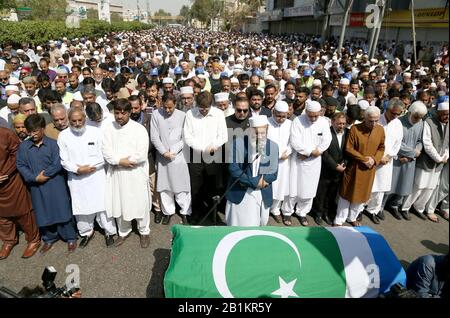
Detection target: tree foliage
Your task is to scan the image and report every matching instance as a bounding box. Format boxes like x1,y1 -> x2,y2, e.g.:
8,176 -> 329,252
153,8 -> 171,17
0,0 -> 17,10
0,20 -> 155,45
190,0 -> 223,26
21,0 -> 67,21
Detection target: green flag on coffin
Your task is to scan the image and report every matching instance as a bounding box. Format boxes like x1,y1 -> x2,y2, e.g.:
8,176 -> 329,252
164,225 -> 406,298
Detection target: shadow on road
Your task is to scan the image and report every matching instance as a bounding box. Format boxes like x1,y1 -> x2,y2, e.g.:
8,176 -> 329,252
421,240 -> 449,254
146,248 -> 171,298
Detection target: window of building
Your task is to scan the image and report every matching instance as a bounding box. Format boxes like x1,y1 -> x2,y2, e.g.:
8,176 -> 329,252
274,0 -> 294,9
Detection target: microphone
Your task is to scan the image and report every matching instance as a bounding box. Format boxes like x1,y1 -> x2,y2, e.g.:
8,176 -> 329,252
257,137 -> 266,159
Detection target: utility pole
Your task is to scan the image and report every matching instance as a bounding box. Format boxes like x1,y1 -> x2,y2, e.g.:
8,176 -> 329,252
321,0 -> 335,42
370,0 -> 386,59
137,0 -> 141,22
411,0 -> 417,63
337,0 -> 353,52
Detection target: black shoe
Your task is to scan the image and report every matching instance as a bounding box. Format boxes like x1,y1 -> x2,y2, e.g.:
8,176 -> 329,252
368,213 -> 380,224
79,233 -> 95,248
180,215 -> 189,225
411,207 -> 426,220
377,210 -> 385,221
322,215 -> 332,226
356,213 -> 363,222
391,207 -> 402,220
154,211 -> 163,224
400,209 -> 411,221
162,215 -> 172,225
314,216 -> 323,225
105,235 -> 115,247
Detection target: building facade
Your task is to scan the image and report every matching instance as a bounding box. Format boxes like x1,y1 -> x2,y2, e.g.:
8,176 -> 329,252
263,0 -> 449,47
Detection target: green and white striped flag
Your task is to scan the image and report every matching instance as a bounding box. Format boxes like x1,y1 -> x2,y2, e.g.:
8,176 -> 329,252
164,225 -> 406,298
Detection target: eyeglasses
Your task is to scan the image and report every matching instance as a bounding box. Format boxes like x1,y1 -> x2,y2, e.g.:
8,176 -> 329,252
236,109 -> 249,113
0,77 -> 8,81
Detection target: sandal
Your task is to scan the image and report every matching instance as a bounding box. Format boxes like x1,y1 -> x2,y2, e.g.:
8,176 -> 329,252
427,214 -> 439,223
282,215 -> 292,226
349,221 -> 362,227
299,216 -> 309,227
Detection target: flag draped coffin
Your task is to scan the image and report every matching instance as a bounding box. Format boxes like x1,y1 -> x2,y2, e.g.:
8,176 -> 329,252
164,225 -> 406,298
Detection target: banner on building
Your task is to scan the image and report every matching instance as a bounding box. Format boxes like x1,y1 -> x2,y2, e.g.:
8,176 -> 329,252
349,12 -> 366,27
98,0 -> 111,23
383,7 -> 448,28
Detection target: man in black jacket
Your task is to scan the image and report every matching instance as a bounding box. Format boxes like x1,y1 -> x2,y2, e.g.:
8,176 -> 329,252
313,112 -> 348,225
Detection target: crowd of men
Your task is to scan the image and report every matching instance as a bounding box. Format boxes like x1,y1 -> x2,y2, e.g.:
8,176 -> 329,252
0,27 -> 448,261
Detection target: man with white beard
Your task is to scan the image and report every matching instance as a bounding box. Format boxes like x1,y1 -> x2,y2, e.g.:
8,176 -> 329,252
363,99 -> 404,224
401,102 -> 449,221
282,100 -> 332,226
225,115 -> 279,226
215,92 -> 234,117
267,101 -> 292,223
58,109 -> 117,248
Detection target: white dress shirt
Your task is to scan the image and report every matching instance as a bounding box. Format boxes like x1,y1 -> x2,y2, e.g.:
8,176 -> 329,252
183,106 -> 228,152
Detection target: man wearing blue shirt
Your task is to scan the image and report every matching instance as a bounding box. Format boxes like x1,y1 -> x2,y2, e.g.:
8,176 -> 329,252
16,114 -> 78,254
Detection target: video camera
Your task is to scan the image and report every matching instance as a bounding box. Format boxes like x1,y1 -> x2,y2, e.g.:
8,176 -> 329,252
0,266 -> 79,298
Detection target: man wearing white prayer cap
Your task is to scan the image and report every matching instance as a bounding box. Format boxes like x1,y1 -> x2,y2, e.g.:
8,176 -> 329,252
281,100 -> 332,226
267,101 -> 292,223
214,92 -> 234,117
162,77 -> 175,96
424,101 -> 450,221
179,86 -> 195,112
333,78 -> 355,110
225,115 -> 279,227
0,94 -> 20,122
4,85 -> 20,98
401,101 -> 449,222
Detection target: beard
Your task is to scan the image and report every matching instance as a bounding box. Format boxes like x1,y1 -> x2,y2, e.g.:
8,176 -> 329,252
211,73 -> 221,80
70,126 -> 86,135
130,112 -> 141,121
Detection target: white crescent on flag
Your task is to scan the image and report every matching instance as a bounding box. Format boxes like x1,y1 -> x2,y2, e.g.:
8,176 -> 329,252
212,230 -> 302,298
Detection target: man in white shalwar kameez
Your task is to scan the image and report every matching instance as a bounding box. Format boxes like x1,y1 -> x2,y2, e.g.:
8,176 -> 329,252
58,109 -> 117,248
102,99 -> 152,248
151,94 -> 192,225
282,100 -> 332,226
401,102 -> 449,221
267,101 -> 292,223
225,115 -> 279,226
364,99 -> 404,224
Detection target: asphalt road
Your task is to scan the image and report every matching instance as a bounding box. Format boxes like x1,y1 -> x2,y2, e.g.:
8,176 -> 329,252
0,210 -> 448,298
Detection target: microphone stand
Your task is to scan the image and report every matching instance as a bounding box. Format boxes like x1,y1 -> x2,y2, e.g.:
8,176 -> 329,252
198,152 -> 261,226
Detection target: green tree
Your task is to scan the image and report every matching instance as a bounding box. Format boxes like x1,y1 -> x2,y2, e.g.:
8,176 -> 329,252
87,8 -> 98,20
22,0 -> 67,20
224,0 -> 264,31
111,12 -> 122,22
153,8 -> 171,17
0,0 -> 17,10
190,0 -> 223,27
179,4 -> 190,25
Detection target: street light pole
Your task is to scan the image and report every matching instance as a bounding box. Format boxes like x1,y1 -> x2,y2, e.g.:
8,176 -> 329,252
370,0 -> 385,59
338,0 -> 354,52
411,0 -> 417,63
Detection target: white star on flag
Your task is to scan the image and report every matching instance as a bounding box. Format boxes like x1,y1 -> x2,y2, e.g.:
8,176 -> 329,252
271,277 -> 299,298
